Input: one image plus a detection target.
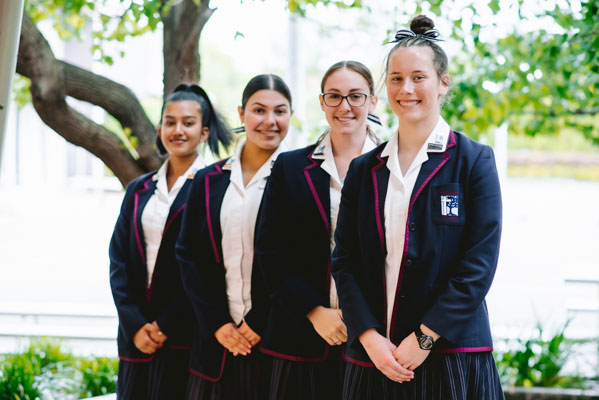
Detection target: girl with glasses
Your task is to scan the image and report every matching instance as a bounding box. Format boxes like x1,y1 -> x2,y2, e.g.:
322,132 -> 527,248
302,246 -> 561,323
255,61 -> 379,400
176,74 -> 293,400
109,83 -> 231,400
332,15 -> 504,399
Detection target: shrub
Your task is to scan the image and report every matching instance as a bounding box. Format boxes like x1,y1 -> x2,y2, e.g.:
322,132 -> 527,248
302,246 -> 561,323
495,321 -> 594,388
0,338 -> 117,400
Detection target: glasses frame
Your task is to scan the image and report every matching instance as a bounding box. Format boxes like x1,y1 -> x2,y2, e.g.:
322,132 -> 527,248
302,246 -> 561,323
321,92 -> 369,107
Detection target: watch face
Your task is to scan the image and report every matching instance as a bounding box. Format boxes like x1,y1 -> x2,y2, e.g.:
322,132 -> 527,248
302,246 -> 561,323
418,335 -> 434,350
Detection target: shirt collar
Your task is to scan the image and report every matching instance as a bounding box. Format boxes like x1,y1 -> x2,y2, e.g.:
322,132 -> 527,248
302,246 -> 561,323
152,153 -> 206,182
381,116 -> 450,158
225,140 -> 288,190
312,131 -> 377,187
382,117 -> 450,182
312,131 -> 378,160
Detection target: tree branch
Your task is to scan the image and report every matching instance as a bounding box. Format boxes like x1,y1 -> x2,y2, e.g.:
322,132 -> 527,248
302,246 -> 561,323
16,12 -> 156,186
60,61 -> 160,172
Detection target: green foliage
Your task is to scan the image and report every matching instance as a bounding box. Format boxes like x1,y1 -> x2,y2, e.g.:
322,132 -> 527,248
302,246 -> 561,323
0,338 -> 117,400
26,0 -> 168,65
76,357 -> 119,399
439,0 -> 599,144
495,322 -> 592,388
12,75 -> 32,109
288,0 -> 362,16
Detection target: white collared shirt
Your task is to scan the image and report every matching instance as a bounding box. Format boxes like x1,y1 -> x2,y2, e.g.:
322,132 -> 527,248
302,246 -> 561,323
382,117 -> 450,337
220,141 -> 287,324
142,155 -> 206,286
312,132 -> 377,309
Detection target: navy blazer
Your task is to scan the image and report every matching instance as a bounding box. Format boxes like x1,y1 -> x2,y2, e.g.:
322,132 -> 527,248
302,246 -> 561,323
109,171 -> 194,361
331,131 -> 502,366
255,144 -> 335,361
176,160 -> 269,381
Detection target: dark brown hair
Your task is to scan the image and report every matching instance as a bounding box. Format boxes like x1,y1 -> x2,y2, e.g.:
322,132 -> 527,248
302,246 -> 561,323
241,74 -> 292,109
157,83 -> 232,156
320,60 -> 375,95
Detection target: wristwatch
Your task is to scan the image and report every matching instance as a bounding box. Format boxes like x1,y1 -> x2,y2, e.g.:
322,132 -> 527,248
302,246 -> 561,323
415,326 -> 435,350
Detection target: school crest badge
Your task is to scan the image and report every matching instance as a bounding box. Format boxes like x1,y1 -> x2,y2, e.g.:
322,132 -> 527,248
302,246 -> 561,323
440,193 -> 459,217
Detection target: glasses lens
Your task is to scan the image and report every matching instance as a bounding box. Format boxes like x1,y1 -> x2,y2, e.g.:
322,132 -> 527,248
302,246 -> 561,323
324,94 -> 342,107
347,94 -> 367,107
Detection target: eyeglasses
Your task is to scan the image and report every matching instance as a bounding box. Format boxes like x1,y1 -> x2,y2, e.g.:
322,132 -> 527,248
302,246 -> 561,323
321,93 -> 369,107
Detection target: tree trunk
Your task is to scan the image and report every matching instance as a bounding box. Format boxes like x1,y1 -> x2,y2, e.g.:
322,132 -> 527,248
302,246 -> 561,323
162,0 -> 214,97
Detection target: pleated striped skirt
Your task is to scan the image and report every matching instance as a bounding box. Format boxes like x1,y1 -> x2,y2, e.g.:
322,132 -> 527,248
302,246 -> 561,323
267,345 -> 344,400
342,351 -> 504,400
185,351 -> 269,400
117,348 -> 190,400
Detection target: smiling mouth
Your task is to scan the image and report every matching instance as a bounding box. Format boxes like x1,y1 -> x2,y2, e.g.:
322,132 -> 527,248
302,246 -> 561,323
336,117 -> 355,122
399,100 -> 421,106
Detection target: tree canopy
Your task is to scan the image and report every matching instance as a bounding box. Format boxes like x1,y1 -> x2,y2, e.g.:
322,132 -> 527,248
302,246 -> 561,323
15,0 -> 598,186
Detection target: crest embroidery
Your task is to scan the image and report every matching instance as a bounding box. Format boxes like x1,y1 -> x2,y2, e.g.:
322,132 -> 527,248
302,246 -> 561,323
440,193 -> 459,217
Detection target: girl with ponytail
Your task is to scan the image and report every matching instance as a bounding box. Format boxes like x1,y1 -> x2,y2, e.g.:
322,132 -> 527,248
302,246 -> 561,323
109,83 -> 231,399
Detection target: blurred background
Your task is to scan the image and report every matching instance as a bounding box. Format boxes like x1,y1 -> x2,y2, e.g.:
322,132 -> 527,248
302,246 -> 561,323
0,0 -> 597,397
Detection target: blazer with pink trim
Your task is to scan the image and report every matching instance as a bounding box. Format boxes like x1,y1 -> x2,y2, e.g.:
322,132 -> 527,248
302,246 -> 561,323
331,131 -> 502,366
176,160 -> 270,381
255,144 -> 336,362
109,171 -> 194,361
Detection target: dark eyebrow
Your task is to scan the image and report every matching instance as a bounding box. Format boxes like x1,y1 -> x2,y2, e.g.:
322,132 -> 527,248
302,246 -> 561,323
251,102 -> 288,108
164,115 -> 198,119
389,70 -> 428,75
324,88 -> 366,93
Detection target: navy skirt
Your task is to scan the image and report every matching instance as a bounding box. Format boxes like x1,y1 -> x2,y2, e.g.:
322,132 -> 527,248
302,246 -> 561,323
185,350 -> 269,400
117,347 -> 190,400
342,351 -> 504,400
267,345 -> 344,400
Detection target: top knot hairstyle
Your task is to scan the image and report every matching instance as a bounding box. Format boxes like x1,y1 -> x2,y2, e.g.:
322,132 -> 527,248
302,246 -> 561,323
384,15 -> 449,82
157,83 -> 232,156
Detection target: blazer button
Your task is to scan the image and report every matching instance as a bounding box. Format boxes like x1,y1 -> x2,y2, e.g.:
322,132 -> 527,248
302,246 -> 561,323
398,295 -> 407,304
409,222 -> 416,231
405,259 -> 413,267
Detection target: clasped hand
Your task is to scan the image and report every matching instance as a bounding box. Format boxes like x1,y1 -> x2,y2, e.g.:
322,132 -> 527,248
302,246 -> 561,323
133,321 -> 167,354
360,329 -> 431,383
215,321 -> 261,356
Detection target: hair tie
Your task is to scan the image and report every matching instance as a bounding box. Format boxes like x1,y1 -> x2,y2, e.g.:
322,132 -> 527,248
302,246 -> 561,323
367,113 -> 382,126
386,28 -> 443,44
232,126 -> 245,133
173,83 -> 215,115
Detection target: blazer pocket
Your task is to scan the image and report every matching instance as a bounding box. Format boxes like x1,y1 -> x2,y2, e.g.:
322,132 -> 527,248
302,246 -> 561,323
431,183 -> 465,225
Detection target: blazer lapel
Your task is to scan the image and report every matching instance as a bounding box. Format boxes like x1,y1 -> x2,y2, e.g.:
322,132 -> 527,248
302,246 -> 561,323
409,130 -> 456,209
163,178 -> 191,237
304,152 -> 331,236
371,150 -> 389,254
205,162 -> 231,263
133,176 -> 157,266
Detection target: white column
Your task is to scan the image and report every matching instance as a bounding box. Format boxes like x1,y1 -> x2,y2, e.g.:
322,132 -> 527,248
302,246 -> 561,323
288,13 -> 307,149
0,0 -> 25,170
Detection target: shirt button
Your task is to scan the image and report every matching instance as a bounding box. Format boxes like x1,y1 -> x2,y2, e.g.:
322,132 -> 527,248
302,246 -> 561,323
409,222 -> 416,231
